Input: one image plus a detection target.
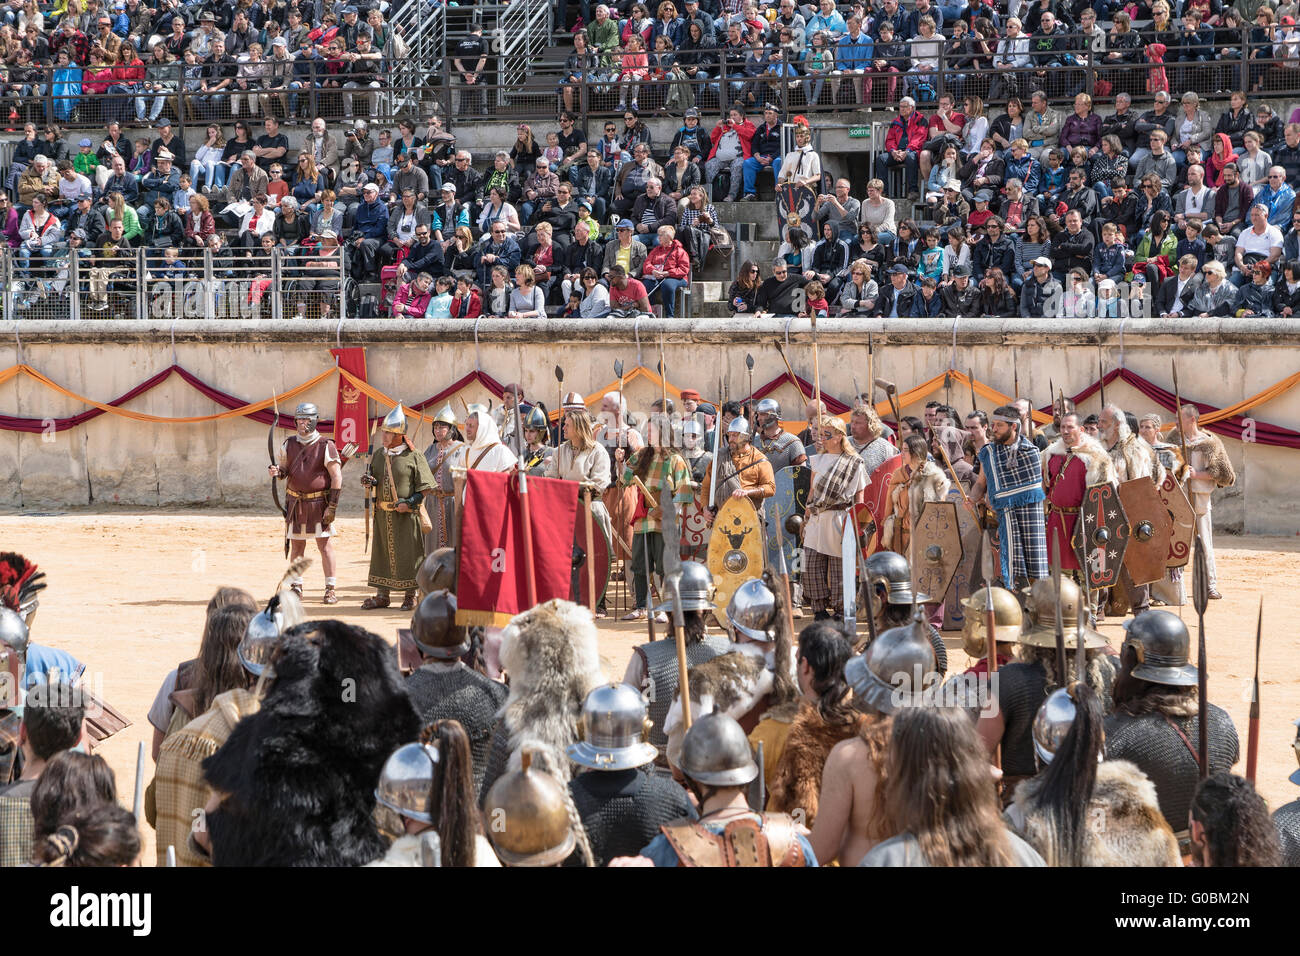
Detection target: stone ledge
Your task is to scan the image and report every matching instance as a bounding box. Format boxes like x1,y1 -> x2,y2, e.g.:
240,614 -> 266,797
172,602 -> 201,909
0,317 -> 1292,346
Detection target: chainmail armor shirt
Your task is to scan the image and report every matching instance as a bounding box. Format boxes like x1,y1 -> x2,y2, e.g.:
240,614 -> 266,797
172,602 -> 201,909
405,662 -> 507,792
567,768 -> 694,866
1103,704 -> 1240,834
1274,799 -> 1300,867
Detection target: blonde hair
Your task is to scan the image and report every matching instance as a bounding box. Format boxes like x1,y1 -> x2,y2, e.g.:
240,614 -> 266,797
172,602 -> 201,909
515,263 -> 536,285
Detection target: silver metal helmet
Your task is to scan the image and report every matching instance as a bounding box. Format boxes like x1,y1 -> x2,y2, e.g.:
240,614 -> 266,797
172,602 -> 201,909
725,577 -> 777,642
524,406 -> 548,431
561,391 -> 586,411
755,398 -> 781,421
727,417 -> 750,436
374,741 -> 441,823
237,589 -> 304,677
0,607 -> 30,672
293,402 -> 319,421
381,402 -> 408,435
845,614 -> 938,715
1122,609 -> 1198,687
567,682 -> 658,771
1032,687 -> 1077,766
865,550 -> 931,605
682,419 -> 703,439
653,560 -> 714,613
677,708 -> 758,786
433,404 -> 458,426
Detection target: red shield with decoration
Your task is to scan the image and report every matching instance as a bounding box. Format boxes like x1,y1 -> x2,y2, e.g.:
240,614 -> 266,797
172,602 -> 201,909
863,456 -> 904,553
1073,483 -> 1130,590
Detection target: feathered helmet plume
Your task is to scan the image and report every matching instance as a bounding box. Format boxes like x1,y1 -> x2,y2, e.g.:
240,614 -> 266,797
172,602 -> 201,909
0,552 -> 46,623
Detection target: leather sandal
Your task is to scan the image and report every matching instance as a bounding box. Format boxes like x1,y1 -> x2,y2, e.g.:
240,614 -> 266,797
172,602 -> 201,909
361,594 -> 391,610
400,590 -> 417,611
290,583 -> 304,598
322,586 -> 338,605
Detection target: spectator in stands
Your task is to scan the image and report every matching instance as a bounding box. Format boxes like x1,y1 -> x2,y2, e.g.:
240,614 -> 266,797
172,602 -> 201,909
641,224 -> 690,316
874,262 -> 917,317
1230,202 -> 1284,285
1191,259 -> 1239,315
861,178 -> 898,245
1254,166 -> 1297,229
815,178 -> 861,243
833,14 -> 872,104
741,103 -> 782,200
607,263 -> 652,316
349,180 -> 389,280
877,96 -> 928,200
756,257 -> 807,317
1020,255 -> 1063,317
476,221 -> 522,290
727,259 -> 761,314
704,105 -> 754,204
803,28 -> 836,108
614,141 -> 662,218
1024,89 -> 1062,164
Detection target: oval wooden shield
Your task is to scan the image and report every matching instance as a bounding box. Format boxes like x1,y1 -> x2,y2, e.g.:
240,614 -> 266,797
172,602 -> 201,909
1117,477 -> 1174,587
914,500 -> 963,607
1157,474 -> 1195,568
574,504 -> 611,609
1073,483 -> 1129,590
764,464 -> 810,575
942,489 -> 981,631
864,456 -> 904,553
854,502 -> 880,561
708,496 -> 765,629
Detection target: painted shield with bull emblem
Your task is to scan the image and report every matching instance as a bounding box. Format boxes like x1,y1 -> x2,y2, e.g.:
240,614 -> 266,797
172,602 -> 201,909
913,500 -> 963,610
1157,473 -> 1195,568
764,464 -> 810,577
1073,483 -> 1130,590
708,496 -> 765,630
1117,477 -> 1173,587
942,488 -> 981,631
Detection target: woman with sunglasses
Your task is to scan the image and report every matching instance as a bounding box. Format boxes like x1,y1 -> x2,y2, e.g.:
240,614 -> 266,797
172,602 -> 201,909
215,121 -> 253,193
727,259 -> 761,314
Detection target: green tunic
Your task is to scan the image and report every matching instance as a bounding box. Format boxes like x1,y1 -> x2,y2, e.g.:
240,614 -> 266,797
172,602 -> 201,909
367,444 -> 436,591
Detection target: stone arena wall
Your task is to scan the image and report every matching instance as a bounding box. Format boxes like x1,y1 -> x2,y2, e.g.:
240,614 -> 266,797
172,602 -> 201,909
1,318 -> 1295,533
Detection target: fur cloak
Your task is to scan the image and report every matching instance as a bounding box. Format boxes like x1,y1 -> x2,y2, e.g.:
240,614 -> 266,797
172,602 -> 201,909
1166,427 -> 1235,488
663,645 -> 774,770
767,704 -> 866,826
1041,435 -> 1116,487
1011,759 -> 1182,867
201,620 -> 421,867
1107,419 -> 1165,487
495,599 -> 602,784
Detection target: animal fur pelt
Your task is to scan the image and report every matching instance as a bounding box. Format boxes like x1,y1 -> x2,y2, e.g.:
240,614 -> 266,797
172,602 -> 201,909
497,599 -> 602,783
1166,428 -> 1235,488
664,646 -> 773,769
1012,759 -> 1182,867
201,620 -> 421,867
1107,419 -> 1165,487
1042,435 -> 1116,487
767,704 -> 866,826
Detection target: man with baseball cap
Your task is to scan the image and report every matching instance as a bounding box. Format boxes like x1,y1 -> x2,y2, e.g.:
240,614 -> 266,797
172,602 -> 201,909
1019,255 -> 1062,318
350,181 -> 390,280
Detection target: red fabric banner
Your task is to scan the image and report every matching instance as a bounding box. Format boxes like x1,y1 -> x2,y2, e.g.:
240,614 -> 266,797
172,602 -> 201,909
329,347 -> 368,450
750,372 -> 852,414
455,470 -> 579,627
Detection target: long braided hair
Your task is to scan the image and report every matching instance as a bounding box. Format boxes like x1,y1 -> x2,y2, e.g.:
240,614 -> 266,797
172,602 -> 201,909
1024,682 -> 1104,867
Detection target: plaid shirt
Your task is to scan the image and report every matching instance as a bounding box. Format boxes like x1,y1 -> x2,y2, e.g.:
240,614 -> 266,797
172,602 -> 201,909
153,688 -> 259,867
621,449 -> 693,535
0,779 -> 36,867
978,434 -> 1045,511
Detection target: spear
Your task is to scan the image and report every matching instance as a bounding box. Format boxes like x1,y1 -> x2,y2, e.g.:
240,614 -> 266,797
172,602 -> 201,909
867,334 -> 875,410
514,398 -> 538,609
773,338 -> 807,400
745,353 -> 755,430
810,315 -> 821,440
1246,597 -> 1262,784
1192,534 -> 1209,779
1051,537 -> 1067,686
1098,346 -> 1107,409
944,370 -> 952,414
132,741 -> 145,822
876,378 -> 903,430
668,574 -> 692,731
555,365 -> 564,445
709,373 -> 723,511
967,367 -> 977,416
1012,351 -> 1020,404
981,528 -> 1000,771
1172,362 -> 1195,512
1049,377 -> 1056,426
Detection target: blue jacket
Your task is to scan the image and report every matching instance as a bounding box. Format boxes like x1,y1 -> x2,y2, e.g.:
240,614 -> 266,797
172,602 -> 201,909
837,31 -> 873,70
1093,241 -> 1129,281
1003,154 -> 1042,196
353,199 -> 389,240
1254,183 -> 1295,229
910,290 -> 944,316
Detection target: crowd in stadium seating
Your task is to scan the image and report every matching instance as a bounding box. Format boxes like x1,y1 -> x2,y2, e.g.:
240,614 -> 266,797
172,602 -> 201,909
0,0 -> 1298,318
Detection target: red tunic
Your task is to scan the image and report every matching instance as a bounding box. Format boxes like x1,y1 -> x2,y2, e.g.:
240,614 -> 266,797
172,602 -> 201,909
284,435 -> 335,536
1044,451 -> 1086,572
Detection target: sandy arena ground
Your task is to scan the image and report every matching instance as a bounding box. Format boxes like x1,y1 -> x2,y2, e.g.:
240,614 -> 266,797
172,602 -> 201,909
3,511 -> 1298,864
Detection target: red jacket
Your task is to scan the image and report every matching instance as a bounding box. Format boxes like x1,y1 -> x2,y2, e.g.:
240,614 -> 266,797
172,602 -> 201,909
707,120 -> 756,161
450,288 -> 482,318
641,240 -> 690,280
884,111 -> 929,153
391,281 -> 432,318
114,59 -> 146,83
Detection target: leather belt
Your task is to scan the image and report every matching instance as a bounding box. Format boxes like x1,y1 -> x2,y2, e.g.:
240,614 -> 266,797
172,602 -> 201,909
376,501 -> 404,511
287,489 -> 329,500
1048,504 -> 1080,514
430,490 -> 454,498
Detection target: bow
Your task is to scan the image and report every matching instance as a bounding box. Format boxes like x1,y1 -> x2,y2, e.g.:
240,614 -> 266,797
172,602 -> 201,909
268,391 -> 285,519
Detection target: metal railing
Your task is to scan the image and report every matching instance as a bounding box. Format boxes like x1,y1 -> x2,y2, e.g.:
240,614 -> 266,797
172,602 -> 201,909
2,244 -> 348,322
495,0 -> 556,108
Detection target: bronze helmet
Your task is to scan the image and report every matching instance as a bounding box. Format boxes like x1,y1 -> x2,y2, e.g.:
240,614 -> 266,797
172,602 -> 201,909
411,590 -> 468,660
483,750 -> 576,867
